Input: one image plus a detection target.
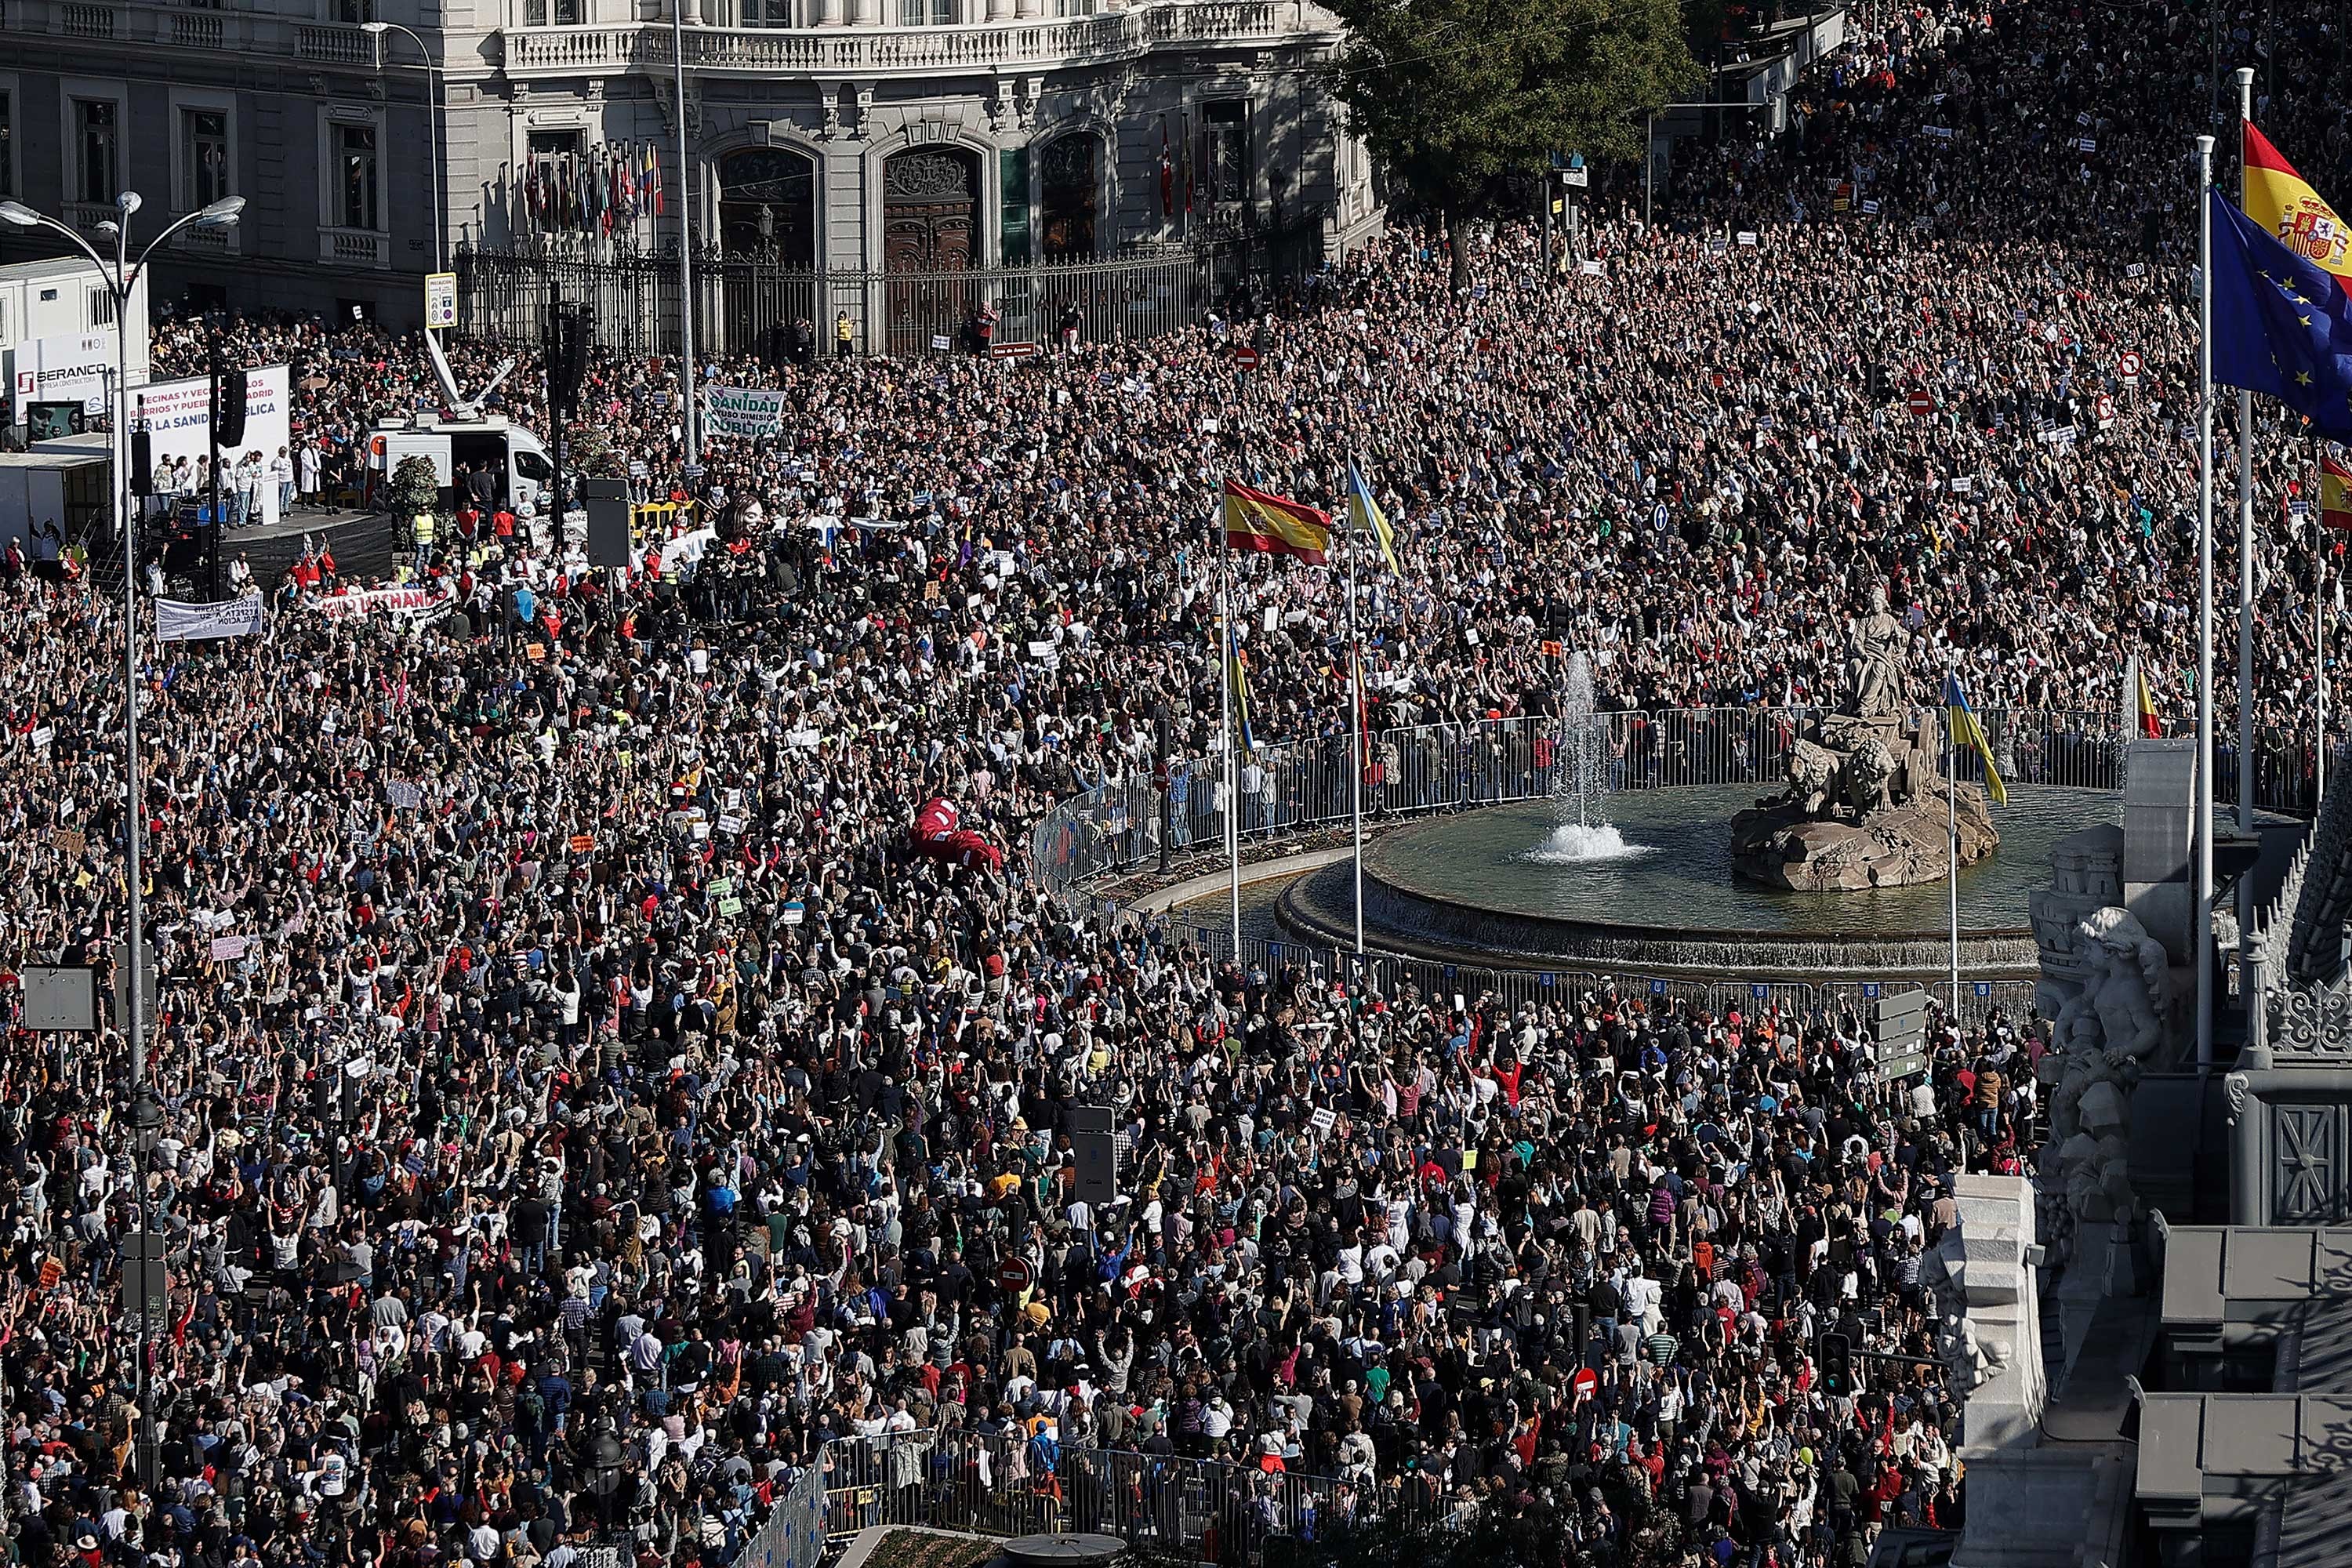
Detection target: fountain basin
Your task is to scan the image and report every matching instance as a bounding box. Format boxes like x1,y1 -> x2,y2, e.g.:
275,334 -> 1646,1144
1276,784 -> 2119,982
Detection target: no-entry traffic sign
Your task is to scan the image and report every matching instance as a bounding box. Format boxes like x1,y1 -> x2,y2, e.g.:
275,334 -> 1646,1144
996,1256 -> 1033,1292
1907,390 -> 1936,418
1234,346 -> 1261,370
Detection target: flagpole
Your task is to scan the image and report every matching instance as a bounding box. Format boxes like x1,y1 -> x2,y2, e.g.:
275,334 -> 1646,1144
1947,660 -> 1961,1020
2196,132 -> 2218,1074
1345,466 -> 1365,956
2320,435 -> 2331,804
2235,68 -> 2257,935
1218,507 -> 1240,960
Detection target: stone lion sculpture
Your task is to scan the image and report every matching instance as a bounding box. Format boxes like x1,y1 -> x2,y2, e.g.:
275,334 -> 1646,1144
1839,736 -> 1899,819
1783,739 -> 1840,816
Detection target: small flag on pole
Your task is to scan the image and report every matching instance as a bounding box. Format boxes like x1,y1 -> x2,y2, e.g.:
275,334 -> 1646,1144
1944,672 -> 2008,805
2322,450 -> 2352,532
1346,459 -> 1402,575
1222,478 -> 1332,564
1226,627 -> 1254,752
2135,661 -> 2161,739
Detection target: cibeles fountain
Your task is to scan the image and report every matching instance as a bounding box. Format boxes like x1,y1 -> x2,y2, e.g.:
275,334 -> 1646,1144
1279,587 -> 2056,986
1729,586 -> 2001,891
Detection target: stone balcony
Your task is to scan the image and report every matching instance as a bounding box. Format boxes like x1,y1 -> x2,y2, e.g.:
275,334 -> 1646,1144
0,0 -> 379,63
498,0 -> 1325,80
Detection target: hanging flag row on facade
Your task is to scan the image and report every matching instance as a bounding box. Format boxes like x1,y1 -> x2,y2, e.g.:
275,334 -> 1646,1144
521,143 -> 666,238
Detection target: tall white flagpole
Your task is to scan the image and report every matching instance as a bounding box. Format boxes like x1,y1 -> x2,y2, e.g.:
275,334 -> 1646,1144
1948,664 -> 1962,1020
1218,510 -> 1241,960
2196,132 -> 2218,1073
2236,68 -> 2257,920
1346,467 -> 1366,957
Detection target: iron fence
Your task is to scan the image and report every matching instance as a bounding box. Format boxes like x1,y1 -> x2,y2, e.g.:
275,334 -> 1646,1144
456,243 -> 1228,361
1029,704 -> 2321,1025
816,1429 -> 1458,1560
736,1457 -> 827,1568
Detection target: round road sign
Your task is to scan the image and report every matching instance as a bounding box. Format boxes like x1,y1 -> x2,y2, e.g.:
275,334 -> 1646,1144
1573,1368 -> 1600,1398
1234,346 -> 1261,370
996,1256 -> 1034,1293
1907,390 -> 1936,417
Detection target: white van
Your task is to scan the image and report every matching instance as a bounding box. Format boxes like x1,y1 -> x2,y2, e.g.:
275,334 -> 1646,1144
370,416 -> 556,514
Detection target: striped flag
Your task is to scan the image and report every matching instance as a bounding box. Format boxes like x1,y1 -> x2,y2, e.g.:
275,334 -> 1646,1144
1222,478 -> 1331,564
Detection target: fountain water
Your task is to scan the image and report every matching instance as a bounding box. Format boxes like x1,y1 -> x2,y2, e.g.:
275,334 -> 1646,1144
1531,652 -> 1647,862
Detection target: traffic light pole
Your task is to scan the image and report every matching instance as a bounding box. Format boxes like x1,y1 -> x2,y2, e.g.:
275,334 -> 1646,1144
207,336 -> 223,601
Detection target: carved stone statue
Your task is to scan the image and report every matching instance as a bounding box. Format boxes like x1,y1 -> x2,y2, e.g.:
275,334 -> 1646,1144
2040,907 -> 2172,1245
1846,583 -> 1908,720
1730,582 -> 1998,891
1936,1310 -> 2011,1396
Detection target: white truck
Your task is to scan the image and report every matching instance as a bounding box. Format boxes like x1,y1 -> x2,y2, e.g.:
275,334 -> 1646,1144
368,330 -> 555,513
371,416 -> 556,514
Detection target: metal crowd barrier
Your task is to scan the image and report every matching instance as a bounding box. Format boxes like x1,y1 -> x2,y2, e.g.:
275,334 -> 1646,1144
1026,705 -> 2240,1027
817,1429 -> 1454,1560
1031,706 -> 2166,901
735,1459 -> 828,1568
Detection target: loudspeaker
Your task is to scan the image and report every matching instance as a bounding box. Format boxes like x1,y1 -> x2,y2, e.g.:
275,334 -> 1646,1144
129,428 -> 152,495
213,368 -> 248,448
554,307 -> 592,415
585,476 -> 630,568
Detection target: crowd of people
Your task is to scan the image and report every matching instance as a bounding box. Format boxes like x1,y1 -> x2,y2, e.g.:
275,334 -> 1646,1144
4,4 -> 2344,1568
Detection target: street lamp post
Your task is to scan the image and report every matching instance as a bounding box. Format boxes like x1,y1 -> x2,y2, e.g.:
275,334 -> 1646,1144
0,187 -> 241,1486
364,20 -> 445,275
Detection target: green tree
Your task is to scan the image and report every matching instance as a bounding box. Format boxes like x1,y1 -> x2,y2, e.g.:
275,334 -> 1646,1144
1325,0 -> 1700,286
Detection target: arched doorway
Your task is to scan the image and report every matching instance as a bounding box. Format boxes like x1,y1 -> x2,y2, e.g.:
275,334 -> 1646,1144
718,146 -> 817,266
1038,132 -> 1100,261
883,147 -> 980,355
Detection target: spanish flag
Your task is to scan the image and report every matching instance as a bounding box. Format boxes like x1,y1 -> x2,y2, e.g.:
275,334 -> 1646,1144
1223,479 -> 1332,564
1345,460 -> 1402,575
2135,662 -> 2162,739
2244,122 -> 2352,296
1944,673 -> 2007,806
2323,451 -> 2352,532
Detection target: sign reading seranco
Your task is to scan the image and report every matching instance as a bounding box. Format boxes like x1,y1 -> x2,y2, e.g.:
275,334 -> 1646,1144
13,332 -> 117,422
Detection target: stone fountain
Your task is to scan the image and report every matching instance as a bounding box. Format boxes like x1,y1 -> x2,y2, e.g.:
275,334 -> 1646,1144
1729,586 -> 2000,891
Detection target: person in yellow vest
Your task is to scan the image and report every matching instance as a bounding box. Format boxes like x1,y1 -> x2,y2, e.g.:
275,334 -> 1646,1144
835,311 -> 855,360
412,507 -> 437,574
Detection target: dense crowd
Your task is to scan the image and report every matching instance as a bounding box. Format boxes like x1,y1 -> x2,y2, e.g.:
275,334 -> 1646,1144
4,5 -> 2345,1568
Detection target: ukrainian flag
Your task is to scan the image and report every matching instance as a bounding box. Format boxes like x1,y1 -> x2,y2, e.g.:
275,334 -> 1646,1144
1346,460 -> 1402,575
1227,626 -> 1255,751
1944,673 -> 2007,806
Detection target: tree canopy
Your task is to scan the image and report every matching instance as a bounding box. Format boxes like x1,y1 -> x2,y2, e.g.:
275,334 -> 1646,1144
1323,0 -> 1701,229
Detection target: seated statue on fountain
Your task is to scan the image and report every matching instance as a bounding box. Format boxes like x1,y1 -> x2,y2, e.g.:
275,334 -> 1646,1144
1729,584 -> 2002,891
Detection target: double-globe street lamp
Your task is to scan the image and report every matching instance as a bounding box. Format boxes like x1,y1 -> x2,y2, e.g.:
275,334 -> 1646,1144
363,20 -> 445,275
0,187 -> 242,1483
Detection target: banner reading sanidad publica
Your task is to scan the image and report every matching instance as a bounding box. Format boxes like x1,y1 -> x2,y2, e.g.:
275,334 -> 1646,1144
128,363 -> 292,470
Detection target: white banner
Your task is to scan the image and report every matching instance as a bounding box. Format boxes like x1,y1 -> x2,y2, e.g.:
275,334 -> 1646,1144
132,364 -> 292,471
705,385 -> 787,438
313,583 -> 455,622
156,593 -> 266,641
13,332 -> 118,422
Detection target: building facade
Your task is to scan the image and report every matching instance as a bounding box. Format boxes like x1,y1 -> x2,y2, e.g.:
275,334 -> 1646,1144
0,0 -> 1378,335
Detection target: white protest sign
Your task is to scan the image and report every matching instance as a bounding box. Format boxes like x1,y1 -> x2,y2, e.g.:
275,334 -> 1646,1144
134,364 -> 292,474
706,385 -> 788,439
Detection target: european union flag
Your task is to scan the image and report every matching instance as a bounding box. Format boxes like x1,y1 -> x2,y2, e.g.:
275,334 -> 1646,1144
2211,187 -> 2352,437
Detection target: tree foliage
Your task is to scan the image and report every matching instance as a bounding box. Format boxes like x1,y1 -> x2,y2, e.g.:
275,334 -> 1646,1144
1323,0 -> 1701,227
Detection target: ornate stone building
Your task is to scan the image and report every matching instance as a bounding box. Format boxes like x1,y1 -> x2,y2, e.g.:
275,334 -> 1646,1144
0,0 -> 1378,327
